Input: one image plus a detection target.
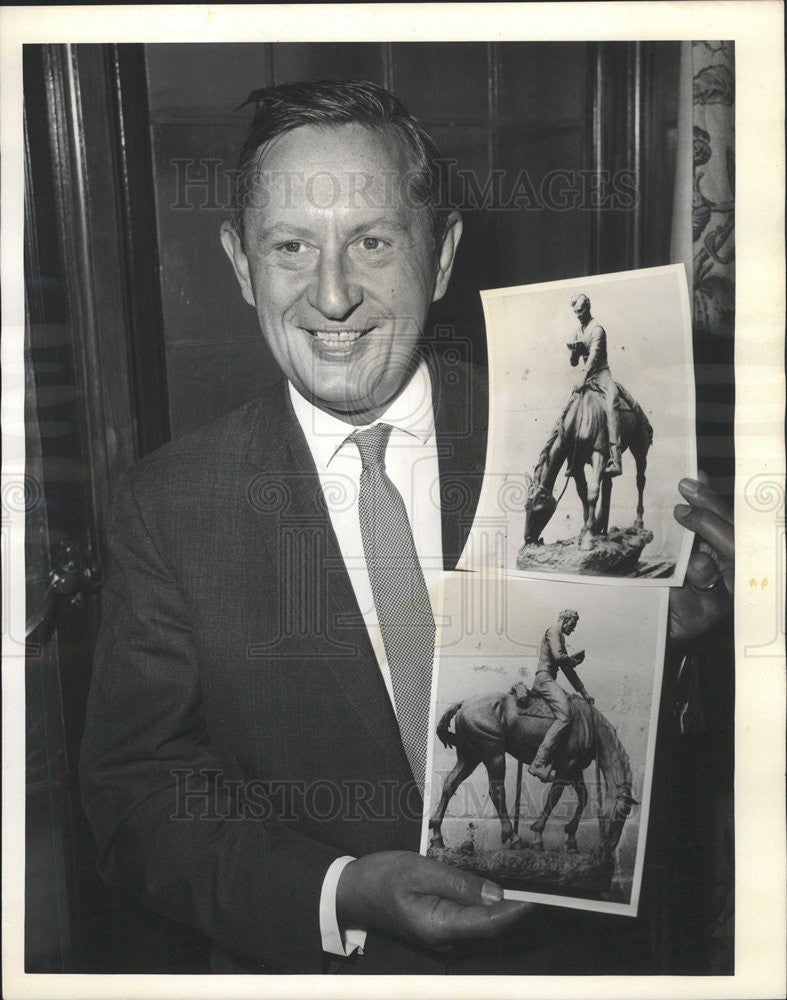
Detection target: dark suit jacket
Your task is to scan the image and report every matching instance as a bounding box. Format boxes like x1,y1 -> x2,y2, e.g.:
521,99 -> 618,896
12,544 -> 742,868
80,347 -> 488,974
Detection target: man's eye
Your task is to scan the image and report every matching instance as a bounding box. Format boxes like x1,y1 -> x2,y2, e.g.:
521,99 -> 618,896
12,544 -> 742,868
357,237 -> 387,252
279,241 -> 305,254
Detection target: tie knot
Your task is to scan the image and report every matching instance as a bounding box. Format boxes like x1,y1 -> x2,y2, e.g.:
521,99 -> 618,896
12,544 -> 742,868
352,423 -> 393,471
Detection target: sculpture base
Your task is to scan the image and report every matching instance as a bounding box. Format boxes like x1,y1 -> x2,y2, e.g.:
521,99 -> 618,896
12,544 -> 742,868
517,526 -> 657,576
427,841 -> 615,895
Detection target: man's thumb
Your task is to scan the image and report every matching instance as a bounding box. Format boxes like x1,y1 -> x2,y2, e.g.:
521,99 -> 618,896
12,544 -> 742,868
480,881 -> 503,905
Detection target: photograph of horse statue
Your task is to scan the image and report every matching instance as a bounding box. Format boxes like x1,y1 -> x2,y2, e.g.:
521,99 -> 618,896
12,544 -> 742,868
423,574 -> 667,912
518,290 -> 657,576
427,685 -> 638,897
519,379 -> 654,573
472,267 -> 696,584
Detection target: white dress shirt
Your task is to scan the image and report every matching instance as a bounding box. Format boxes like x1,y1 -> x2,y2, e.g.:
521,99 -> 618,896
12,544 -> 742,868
288,360 -> 443,959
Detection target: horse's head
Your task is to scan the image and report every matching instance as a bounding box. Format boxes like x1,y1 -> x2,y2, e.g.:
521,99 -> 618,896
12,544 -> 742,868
594,711 -> 638,854
523,474 -> 557,544
602,783 -> 639,854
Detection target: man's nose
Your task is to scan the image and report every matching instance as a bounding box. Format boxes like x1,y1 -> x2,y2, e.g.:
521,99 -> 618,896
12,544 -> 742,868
307,250 -> 363,320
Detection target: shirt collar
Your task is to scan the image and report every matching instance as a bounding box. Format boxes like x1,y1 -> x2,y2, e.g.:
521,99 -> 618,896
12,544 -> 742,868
288,359 -> 435,472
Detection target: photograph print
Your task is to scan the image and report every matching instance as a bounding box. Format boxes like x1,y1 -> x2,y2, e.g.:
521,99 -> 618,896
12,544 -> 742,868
423,572 -> 668,915
7,15 -> 762,987
460,265 -> 696,584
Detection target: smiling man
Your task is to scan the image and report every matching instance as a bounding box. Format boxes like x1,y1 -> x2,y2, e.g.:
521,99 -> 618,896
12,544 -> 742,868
220,118 -> 460,424
80,79 -> 733,976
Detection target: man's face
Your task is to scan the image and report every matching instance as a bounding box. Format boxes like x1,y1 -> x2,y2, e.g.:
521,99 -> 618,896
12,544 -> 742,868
221,123 -> 461,424
573,301 -> 590,325
562,617 -> 578,635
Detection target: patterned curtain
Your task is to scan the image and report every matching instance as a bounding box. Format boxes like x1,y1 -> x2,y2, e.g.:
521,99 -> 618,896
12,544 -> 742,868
691,41 -> 735,338
668,40 -> 735,976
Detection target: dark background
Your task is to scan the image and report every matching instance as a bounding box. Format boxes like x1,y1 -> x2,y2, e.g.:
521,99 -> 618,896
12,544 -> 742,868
143,42 -> 679,437
23,41 -> 732,975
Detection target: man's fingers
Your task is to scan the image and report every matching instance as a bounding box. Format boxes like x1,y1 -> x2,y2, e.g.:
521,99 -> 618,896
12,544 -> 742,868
412,861 -> 504,908
674,503 -> 734,561
684,549 -> 723,590
678,478 -> 733,525
403,859 -> 534,945
339,851 -> 536,951
429,897 -> 534,942
668,476 -> 734,643
669,586 -> 725,643
669,553 -> 731,642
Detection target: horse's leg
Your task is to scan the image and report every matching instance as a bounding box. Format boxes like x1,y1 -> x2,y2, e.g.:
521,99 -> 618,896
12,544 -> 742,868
564,778 -> 588,853
595,473 -> 612,536
429,752 -> 480,849
486,751 -> 521,848
633,441 -> 647,529
587,451 -> 604,532
574,465 -> 594,549
529,780 -> 567,852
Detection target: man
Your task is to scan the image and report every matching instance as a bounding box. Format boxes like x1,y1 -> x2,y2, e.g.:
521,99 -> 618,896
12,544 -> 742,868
528,610 -> 592,783
80,80 -> 733,975
567,293 -> 623,476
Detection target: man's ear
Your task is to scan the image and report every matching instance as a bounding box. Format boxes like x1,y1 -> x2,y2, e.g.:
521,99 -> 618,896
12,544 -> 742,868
220,221 -> 256,307
432,211 -> 463,303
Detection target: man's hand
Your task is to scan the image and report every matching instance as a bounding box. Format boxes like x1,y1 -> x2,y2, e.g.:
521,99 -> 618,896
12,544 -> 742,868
583,693 -> 594,705
670,476 -> 733,644
335,850 -> 532,951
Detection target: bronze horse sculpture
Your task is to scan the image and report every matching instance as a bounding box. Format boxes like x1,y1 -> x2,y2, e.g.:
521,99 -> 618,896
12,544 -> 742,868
523,377 -> 653,550
429,688 -> 637,854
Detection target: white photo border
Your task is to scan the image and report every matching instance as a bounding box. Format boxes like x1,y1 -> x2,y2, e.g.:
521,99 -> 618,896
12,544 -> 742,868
2,5 -> 785,1000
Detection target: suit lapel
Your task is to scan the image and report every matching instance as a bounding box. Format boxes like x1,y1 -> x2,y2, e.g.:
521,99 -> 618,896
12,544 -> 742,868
243,382 -> 412,778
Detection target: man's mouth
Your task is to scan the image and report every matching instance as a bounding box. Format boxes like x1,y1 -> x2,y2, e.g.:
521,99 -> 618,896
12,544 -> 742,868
308,328 -> 373,346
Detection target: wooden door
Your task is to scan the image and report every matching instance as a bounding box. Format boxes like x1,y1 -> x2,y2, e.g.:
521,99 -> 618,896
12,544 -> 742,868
23,42 -> 206,973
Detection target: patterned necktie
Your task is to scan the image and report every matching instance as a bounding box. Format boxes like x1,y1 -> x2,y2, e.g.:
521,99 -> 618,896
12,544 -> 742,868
352,423 -> 435,793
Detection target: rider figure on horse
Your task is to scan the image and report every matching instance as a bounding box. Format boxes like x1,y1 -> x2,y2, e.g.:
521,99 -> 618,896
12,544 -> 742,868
528,610 -> 594,783
566,293 -> 623,477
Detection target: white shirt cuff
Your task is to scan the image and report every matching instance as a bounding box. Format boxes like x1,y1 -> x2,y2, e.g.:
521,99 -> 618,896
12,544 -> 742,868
319,856 -> 368,957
